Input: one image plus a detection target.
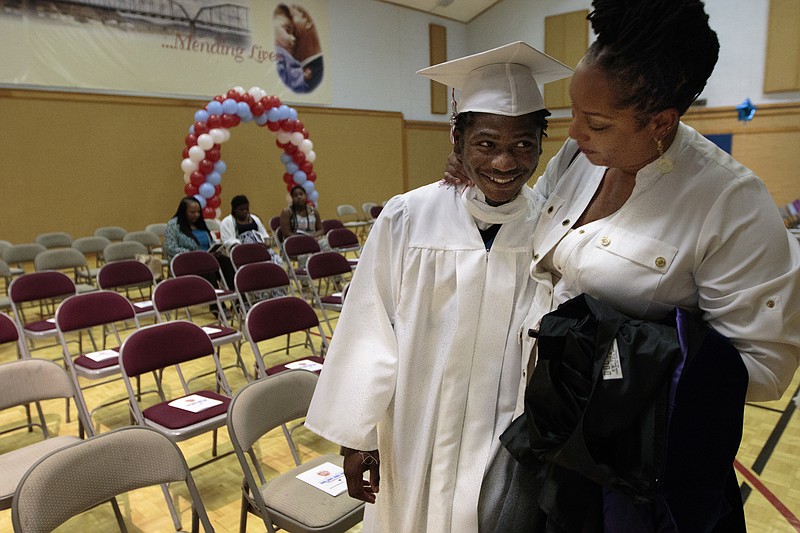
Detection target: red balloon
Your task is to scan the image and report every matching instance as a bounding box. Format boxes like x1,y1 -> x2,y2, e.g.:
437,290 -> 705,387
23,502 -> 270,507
221,114 -> 237,128
307,171 -> 317,182
275,139 -> 288,149
214,184 -> 222,196
301,128 -> 309,139
207,114 -> 222,129
282,172 -> 294,184
226,89 -> 240,101
293,120 -> 305,132
278,119 -> 292,131
286,183 -> 295,193
184,183 -> 198,196
242,93 -> 254,105
266,96 -> 281,108
251,102 -> 265,116
267,121 -> 281,132
182,147 -> 190,159
292,152 -> 306,165
207,195 -> 221,209
213,95 -> 225,103
284,143 -> 298,155
185,133 -> 197,147
190,171 -> 205,186
202,206 -> 216,219
206,146 -> 221,162
198,159 -> 214,174
194,121 -> 209,134
300,161 -> 314,174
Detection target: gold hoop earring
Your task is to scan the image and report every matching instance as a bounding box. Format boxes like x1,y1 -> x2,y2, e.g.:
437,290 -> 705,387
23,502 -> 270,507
656,137 -> 674,174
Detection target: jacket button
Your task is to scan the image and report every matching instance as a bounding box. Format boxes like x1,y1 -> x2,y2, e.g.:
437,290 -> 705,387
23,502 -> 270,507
547,206 -> 554,214
562,219 -> 570,226
533,254 -> 540,261
766,300 -> 775,308
600,237 -> 610,246
655,257 -> 666,268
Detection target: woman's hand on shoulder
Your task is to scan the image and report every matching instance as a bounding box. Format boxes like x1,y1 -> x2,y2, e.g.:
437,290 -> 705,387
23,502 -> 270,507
442,151 -> 472,187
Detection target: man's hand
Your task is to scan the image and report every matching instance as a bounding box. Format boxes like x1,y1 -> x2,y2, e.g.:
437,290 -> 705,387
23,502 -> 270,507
342,447 -> 380,503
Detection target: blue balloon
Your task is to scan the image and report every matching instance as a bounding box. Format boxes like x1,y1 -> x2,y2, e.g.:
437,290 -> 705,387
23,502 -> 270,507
188,125 -> 195,134
285,162 -> 299,174
206,171 -> 222,186
194,109 -> 209,123
198,182 -> 215,199
254,113 -> 269,125
280,153 -> 292,164
277,105 -> 291,120
302,180 -> 315,194
207,100 -> 223,115
222,98 -> 238,115
308,190 -> 319,202
214,160 -> 227,174
194,194 -> 207,209
266,107 -> 281,122
293,170 -> 307,185
288,107 -> 298,120
236,102 -> 250,116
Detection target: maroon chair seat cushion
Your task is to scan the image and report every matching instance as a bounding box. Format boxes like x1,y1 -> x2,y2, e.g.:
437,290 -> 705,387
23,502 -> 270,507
133,302 -> 154,313
23,320 -> 56,334
143,391 -> 230,429
266,356 -> 324,376
320,295 -> 343,306
201,323 -> 240,341
74,347 -> 120,371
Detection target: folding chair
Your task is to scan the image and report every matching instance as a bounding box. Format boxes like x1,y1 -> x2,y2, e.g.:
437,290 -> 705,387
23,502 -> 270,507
361,202 -> 377,219
94,226 -> 127,242
268,215 -> 281,242
118,321 -> 232,465
9,271 -> 76,355
322,219 -> 345,234
233,262 -> 293,329
244,296 -> 328,379
3,243 -> 46,277
0,311 -> 29,361
0,358 -> 90,511
230,242 -> 273,270
227,370 -> 364,533
370,204 -> 384,220
145,222 -> 168,256
123,230 -> 161,252
335,204 -> 371,237
34,248 -> 97,293
0,260 -> 13,311
35,232 -> 72,249
55,291 -> 141,432
170,250 -> 238,306
326,228 -> 361,268
12,426 -> 215,533
281,234 -> 321,295
72,235 -> 112,283
96,259 -> 157,321
306,252 -> 353,335
104,241 -> 148,263
152,275 -> 249,382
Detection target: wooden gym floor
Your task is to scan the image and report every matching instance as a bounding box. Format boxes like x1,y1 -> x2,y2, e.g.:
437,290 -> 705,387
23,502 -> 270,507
1,304 -> 799,531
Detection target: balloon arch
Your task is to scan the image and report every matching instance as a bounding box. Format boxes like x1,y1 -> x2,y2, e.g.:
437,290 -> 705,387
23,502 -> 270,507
180,85 -> 318,219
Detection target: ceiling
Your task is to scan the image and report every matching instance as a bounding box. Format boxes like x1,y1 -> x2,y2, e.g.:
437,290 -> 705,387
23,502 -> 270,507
378,0 -> 503,23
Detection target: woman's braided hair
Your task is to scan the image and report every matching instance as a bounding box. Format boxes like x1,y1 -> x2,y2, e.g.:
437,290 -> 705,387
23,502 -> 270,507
584,0 -> 719,121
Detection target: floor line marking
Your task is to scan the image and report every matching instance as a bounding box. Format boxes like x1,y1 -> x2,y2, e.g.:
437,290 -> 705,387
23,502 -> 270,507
734,459 -> 800,531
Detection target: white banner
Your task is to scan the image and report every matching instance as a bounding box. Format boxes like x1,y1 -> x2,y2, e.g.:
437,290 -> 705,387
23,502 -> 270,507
0,0 -> 330,103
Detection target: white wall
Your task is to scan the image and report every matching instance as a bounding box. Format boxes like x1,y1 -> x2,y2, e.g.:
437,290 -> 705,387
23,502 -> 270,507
326,0 -> 799,122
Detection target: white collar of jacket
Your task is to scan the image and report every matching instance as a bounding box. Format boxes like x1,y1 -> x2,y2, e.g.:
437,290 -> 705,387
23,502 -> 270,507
462,185 -> 532,225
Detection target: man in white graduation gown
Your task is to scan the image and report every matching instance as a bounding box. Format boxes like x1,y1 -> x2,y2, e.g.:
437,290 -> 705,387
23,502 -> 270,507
305,43 -> 572,533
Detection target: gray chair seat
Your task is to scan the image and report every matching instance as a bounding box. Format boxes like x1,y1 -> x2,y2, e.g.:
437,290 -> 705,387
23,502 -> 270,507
0,436 -> 81,505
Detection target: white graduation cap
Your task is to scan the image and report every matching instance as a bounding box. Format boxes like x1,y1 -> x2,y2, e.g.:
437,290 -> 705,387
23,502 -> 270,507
417,41 -> 573,117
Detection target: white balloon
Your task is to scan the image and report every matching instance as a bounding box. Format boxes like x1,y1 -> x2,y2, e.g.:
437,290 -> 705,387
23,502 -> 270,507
222,128 -> 231,142
248,86 -> 264,100
232,86 -> 245,95
197,134 -> 214,151
181,158 -> 198,173
306,150 -> 316,163
277,132 -> 291,144
299,139 -> 314,154
290,132 -> 304,145
215,207 -> 222,219
188,145 -> 205,162
183,172 -> 191,185
209,128 -> 226,144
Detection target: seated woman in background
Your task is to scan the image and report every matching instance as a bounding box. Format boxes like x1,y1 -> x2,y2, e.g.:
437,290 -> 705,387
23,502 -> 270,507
164,195 -> 236,289
220,194 -> 281,265
280,185 -> 329,248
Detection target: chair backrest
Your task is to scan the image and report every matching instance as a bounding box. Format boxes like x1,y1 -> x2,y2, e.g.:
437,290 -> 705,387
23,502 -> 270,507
269,216 -> 281,232
235,262 -> 291,295
0,311 -> 22,347
336,204 -> 358,218
245,296 -> 321,342
11,426 -> 214,533
0,258 -> 11,279
35,232 -> 73,249
307,251 -> 353,281
228,369 -> 318,453
3,243 -> 46,267
0,240 -> 11,257
33,248 -> 87,272
93,226 -> 127,241
119,320 -> 215,377
55,291 -> 136,333
104,241 -> 148,262
205,219 -> 221,232
282,234 -> 321,260
71,236 -> 111,255
326,228 -> 360,250
230,243 -> 272,269
361,202 -> 377,218
97,259 -> 154,290
369,205 -> 384,219
123,230 -> 161,249
9,271 -> 76,305
152,274 -> 217,313
145,223 -> 167,238
321,219 -> 345,233
0,358 -> 76,411
170,250 -> 221,278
